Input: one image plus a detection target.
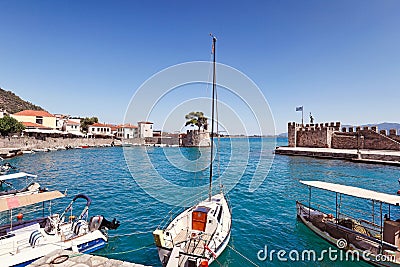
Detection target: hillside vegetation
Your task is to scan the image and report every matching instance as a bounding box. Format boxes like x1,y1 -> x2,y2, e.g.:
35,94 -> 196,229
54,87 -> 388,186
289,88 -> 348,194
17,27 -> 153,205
0,88 -> 45,114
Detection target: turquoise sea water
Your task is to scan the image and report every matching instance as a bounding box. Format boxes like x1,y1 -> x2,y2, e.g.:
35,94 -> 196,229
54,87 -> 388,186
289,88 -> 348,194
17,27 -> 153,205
6,138 -> 400,266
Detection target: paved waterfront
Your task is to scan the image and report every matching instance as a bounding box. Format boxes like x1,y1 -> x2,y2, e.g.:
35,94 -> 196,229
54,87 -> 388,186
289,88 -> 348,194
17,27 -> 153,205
28,249 -> 150,267
275,146 -> 400,164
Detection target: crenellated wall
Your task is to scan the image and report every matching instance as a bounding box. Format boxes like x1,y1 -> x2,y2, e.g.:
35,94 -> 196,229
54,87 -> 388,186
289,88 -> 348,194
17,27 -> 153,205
332,127 -> 400,150
288,122 -> 340,148
287,121 -> 400,151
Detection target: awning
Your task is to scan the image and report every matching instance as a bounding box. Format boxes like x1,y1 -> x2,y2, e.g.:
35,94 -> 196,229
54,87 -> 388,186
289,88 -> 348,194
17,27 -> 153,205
300,180 -> 400,206
0,191 -> 65,212
0,172 -> 37,181
24,129 -> 63,134
68,131 -> 85,136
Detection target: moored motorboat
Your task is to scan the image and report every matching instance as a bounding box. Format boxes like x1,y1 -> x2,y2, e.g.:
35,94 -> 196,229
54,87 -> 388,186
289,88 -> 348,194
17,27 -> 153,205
0,192 -> 120,267
0,162 -> 17,175
0,172 -> 46,198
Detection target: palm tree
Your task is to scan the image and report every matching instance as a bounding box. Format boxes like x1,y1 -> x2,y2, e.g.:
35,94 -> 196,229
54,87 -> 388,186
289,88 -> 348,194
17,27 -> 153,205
185,111 -> 207,130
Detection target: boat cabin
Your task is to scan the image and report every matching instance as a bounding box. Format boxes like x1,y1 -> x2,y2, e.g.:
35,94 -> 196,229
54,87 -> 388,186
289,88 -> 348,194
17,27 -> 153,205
192,206 -> 210,232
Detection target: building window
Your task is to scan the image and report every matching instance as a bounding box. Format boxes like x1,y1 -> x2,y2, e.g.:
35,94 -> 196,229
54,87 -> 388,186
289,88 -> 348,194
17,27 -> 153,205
36,116 -> 43,124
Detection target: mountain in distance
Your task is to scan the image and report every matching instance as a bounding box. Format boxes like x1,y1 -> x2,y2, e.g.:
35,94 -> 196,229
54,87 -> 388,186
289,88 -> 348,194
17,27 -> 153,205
0,87 -> 45,114
277,132 -> 288,138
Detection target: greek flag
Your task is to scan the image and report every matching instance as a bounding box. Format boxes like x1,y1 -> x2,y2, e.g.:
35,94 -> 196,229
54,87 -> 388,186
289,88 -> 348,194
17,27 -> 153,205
296,106 -> 303,112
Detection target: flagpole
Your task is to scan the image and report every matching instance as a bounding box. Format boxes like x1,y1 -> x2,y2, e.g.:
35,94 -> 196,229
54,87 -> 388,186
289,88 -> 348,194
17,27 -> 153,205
302,107 -> 304,126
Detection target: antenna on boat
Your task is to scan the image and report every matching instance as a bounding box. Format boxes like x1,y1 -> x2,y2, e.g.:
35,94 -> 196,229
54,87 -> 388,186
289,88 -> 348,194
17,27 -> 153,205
209,33 -> 217,202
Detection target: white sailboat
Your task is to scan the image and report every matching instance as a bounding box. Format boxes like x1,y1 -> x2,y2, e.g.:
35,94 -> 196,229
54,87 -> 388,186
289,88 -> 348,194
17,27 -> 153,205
153,35 -> 232,267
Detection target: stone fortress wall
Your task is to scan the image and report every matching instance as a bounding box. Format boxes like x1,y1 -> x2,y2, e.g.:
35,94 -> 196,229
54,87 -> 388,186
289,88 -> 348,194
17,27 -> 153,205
288,122 -> 400,151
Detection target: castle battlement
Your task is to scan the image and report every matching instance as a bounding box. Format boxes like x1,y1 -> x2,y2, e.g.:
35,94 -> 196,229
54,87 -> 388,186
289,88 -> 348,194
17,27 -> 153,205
288,120 -> 400,151
288,121 -> 340,147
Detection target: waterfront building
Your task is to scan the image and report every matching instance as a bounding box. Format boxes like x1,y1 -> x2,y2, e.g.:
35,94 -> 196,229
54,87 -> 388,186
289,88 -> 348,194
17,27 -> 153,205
88,123 -> 114,138
117,123 -> 138,139
12,110 -> 57,129
138,121 -> 153,138
64,119 -> 84,137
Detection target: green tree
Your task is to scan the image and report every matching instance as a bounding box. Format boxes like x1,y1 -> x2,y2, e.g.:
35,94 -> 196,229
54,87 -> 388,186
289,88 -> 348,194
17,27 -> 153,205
185,111 -> 207,130
0,116 -> 25,136
80,117 -> 98,133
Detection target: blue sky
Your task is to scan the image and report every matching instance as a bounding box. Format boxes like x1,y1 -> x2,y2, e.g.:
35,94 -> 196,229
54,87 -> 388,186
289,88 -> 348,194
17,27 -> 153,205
0,1 -> 399,134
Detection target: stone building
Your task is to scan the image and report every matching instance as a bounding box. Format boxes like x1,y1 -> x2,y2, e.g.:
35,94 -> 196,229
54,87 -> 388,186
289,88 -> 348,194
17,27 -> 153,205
180,129 -> 210,147
288,121 -> 400,151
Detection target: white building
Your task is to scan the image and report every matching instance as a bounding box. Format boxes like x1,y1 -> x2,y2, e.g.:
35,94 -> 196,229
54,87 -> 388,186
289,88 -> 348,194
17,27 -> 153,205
0,109 -> 9,118
117,124 -> 138,139
88,123 -> 113,137
63,119 -> 84,136
138,121 -> 153,138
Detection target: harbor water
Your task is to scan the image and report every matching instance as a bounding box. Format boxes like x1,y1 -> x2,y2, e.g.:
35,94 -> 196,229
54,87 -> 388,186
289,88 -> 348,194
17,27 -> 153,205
6,137 -> 400,266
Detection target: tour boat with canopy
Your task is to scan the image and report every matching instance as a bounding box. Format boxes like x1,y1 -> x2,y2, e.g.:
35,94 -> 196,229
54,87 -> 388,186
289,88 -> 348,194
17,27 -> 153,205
0,191 -> 120,267
0,162 -> 17,175
153,35 -> 232,267
297,180 -> 400,266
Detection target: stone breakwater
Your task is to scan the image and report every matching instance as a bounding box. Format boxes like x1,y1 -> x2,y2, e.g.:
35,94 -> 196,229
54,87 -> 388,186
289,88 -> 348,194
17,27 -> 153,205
0,137 -> 120,157
275,146 -> 400,166
28,249 -> 150,267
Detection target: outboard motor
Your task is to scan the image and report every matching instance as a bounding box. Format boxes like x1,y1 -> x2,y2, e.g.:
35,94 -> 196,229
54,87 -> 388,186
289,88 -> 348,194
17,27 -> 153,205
89,215 -> 120,231
26,182 -> 40,192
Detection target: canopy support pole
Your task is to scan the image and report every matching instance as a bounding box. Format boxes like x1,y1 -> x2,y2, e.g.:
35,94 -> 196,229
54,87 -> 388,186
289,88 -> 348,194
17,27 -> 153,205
308,186 -> 311,220
372,200 -> 375,225
380,202 -> 383,254
335,193 -> 338,224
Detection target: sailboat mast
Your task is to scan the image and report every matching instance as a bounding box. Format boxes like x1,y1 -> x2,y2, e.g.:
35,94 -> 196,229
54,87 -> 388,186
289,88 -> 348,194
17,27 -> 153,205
209,35 -> 217,201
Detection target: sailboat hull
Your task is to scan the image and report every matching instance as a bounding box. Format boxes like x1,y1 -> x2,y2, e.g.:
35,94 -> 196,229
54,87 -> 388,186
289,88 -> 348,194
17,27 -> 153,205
155,193 -> 231,267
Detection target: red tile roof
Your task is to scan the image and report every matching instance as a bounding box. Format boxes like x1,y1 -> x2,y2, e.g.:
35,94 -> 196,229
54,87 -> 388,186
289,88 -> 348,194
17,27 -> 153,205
22,122 -> 52,129
90,123 -> 110,127
66,120 -> 80,125
90,123 -> 117,129
117,123 -> 138,129
14,110 -> 55,117
138,121 -> 153,124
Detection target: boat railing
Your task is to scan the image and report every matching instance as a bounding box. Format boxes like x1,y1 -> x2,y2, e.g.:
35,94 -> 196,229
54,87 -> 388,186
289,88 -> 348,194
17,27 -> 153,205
325,220 -> 399,252
303,202 -> 382,234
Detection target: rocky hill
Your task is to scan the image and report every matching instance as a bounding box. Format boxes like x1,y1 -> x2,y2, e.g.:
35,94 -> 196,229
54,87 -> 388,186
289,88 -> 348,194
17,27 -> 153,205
0,88 -> 45,114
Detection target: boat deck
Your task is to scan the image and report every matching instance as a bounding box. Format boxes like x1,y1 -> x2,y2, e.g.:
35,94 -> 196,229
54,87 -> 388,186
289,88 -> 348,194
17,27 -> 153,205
173,230 -> 188,245
184,233 -> 211,256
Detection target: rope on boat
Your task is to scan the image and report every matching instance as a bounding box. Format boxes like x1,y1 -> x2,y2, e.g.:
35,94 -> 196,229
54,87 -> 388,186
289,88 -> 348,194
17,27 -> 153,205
227,243 -> 260,267
109,230 -> 153,237
96,242 -> 154,256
